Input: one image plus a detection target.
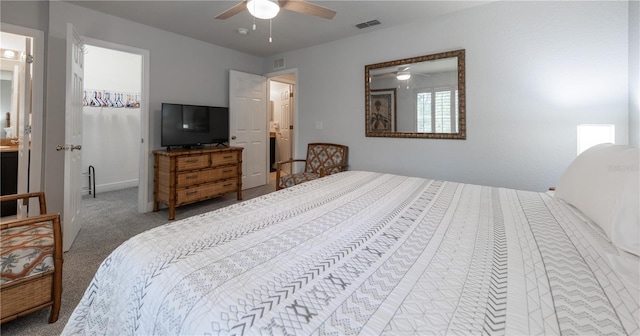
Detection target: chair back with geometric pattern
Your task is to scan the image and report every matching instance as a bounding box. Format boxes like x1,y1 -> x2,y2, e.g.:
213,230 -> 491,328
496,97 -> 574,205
304,143 -> 349,175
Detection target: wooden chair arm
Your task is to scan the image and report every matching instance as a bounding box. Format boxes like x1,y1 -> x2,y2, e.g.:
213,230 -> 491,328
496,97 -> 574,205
318,164 -> 349,177
0,192 -> 47,215
275,159 -> 307,190
275,159 -> 306,167
0,213 -> 60,230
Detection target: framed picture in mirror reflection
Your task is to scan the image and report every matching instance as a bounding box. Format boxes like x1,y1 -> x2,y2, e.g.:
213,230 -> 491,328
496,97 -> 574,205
370,89 -> 396,132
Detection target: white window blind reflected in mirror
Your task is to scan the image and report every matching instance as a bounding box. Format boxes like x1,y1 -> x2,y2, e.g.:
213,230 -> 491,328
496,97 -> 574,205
577,124 -> 615,155
416,88 -> 458,133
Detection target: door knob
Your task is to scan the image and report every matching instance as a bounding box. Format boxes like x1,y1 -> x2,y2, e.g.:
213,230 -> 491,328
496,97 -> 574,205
56,144 -> 82,151
231,136 -> 237,140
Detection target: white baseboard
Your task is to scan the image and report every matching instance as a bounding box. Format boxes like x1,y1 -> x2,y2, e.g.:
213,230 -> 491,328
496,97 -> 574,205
83,179 -> 139,195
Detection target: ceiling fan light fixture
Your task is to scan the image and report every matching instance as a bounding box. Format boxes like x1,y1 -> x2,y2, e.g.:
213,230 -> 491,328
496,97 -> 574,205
247,0 -> 280,20
397,71 -> 411,81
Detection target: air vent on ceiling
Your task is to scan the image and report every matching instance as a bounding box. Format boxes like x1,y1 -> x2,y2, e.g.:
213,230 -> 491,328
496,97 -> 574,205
273,58 -> 285,70
355,19 -> 381,29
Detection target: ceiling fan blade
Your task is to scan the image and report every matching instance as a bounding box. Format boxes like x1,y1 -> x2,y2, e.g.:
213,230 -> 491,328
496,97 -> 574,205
279,0 -> 336,19
372,72 -> 396,79
215,1 -> 247,20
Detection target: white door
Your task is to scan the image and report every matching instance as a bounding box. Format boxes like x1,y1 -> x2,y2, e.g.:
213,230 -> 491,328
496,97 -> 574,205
62,23 -> 84,251
229,70 -> 268,190
16,37 -> 32,217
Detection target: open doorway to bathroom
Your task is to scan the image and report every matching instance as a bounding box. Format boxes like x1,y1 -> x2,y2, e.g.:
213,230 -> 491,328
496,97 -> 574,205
268,71 -> 296,185
0,25 -> 44,218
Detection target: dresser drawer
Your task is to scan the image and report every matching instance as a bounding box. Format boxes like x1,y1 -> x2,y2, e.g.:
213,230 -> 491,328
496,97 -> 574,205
211,152 -> 238,166
176,166 -> 237,187
211,166 -> 238,180
176,155 -> 209,171
176,170 -> 212,187
176,179 -> 237,205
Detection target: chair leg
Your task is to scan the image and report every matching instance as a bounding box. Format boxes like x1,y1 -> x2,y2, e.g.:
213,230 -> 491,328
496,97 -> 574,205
49,240 -> 63,323
275,162 -> 282,191
48,271 -> 62,323
48,303 -> 60,323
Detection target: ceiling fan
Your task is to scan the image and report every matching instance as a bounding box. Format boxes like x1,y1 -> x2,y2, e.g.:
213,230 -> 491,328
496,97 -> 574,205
373,66 -> 430,81
215,0 -> 337,20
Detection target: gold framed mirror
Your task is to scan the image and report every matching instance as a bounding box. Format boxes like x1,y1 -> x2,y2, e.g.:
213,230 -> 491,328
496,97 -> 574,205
365,49 -> 465,139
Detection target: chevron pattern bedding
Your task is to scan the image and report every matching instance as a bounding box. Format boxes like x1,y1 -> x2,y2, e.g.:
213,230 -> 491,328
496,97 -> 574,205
62,171 -> 639,335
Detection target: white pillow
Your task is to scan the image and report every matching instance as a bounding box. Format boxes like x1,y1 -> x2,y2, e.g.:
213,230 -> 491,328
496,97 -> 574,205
555,143 -> 639,256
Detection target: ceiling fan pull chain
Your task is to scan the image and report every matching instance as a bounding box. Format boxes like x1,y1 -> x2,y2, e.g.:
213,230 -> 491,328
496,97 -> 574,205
269,19 -> 273,43
252,0 -> 257,30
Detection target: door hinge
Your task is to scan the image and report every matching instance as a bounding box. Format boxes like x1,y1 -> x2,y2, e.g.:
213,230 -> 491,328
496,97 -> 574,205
26,54 -> 34,64
24,125 -> 32,134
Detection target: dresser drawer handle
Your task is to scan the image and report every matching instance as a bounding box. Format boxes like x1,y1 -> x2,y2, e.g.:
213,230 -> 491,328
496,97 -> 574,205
223,169 -> 233,173
223,183 -> 233,187
185,159 -> 199,163
223,155 -> 233,159
186,191 -> 198,195
186,175 -> 197,180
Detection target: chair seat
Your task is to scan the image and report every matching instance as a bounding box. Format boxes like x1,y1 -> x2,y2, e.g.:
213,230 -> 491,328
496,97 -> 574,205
278,172 -> 320,189
1,222 -> 55,286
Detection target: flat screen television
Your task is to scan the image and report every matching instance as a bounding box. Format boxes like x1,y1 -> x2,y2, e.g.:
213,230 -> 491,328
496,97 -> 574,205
161,103 -> 229,149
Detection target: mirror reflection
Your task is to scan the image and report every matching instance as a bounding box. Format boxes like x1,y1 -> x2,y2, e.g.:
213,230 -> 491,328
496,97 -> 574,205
0,70 -> 15,139
365,49 -> 465,139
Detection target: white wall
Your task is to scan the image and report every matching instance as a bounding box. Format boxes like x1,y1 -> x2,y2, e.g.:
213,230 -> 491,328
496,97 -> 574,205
630,0 -> 640,147
266,1 -> 629,192
44,1 -> 263,215
82,45 -> 141,193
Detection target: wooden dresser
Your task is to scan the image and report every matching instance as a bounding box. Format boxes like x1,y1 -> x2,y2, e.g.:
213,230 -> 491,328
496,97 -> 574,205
153,146 -> 243,220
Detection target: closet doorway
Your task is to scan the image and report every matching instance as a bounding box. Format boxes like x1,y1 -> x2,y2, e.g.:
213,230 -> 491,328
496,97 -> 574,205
81,39 -> 149,213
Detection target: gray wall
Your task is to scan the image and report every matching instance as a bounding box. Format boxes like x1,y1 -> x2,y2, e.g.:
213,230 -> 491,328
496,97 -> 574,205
0,0 -> 49,32
266,1 -> 630,192
630,0 -> 640,147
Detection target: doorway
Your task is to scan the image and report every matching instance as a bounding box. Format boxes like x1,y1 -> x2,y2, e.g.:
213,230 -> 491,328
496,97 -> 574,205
267,70 -> 297,181
81,38 -> 150,213
0,24 -> 45,217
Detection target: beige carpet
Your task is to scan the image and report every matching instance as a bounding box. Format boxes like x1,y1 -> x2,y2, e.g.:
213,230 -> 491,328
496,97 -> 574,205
1,180 -> 275,335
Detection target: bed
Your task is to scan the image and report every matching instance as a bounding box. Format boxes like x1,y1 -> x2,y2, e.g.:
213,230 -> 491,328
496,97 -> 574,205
62,144 -> 639,335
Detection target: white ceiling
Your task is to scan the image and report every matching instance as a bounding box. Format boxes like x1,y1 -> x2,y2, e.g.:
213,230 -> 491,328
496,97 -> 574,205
66,1 -> 491,57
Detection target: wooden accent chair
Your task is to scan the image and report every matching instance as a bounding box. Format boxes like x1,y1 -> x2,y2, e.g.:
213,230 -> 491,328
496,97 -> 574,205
275,143 -> 348,191
0,192 -> 63,324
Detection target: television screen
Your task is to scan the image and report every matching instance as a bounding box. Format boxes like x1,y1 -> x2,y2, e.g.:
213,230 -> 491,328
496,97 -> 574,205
161,103 -> 229,148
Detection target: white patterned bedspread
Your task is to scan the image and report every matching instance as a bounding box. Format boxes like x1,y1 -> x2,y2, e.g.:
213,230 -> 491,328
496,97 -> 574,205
62,171 -> 640,335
